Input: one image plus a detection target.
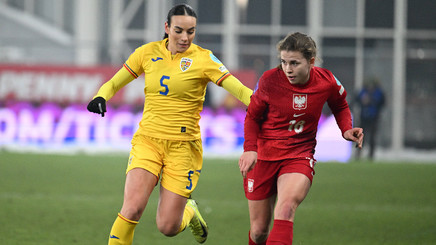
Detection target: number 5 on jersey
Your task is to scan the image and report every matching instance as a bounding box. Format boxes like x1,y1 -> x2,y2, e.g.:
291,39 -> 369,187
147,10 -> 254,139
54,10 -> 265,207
159,75 -> 170,95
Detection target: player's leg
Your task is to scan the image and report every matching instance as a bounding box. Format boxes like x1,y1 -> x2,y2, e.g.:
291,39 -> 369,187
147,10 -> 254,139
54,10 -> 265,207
244,159 -> 280,245
156,185 -> 190,236
156,139 -> 207,243
109,135 -> 163,245
248,197 -> 275,245
154,186 -> 208,244
121,168 -> 158,219
267,172 -> 311,245
109,168 -> 158,245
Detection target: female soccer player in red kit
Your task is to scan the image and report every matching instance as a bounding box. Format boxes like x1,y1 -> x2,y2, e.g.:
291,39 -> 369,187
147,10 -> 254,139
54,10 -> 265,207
238,32 -> 364,245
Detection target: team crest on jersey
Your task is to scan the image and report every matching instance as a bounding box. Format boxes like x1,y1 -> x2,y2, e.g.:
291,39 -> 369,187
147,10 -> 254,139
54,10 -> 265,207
248,179 -> 254,192
293,94 -> 307,110
180,57 -> 193,72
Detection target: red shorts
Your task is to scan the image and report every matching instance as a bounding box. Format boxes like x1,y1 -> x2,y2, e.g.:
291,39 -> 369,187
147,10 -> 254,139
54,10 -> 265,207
243,157 -> 316,200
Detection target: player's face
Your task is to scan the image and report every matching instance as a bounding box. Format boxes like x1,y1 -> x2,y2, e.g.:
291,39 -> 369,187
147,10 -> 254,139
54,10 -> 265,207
280,50 -> 315,85
165,15 -> 196,55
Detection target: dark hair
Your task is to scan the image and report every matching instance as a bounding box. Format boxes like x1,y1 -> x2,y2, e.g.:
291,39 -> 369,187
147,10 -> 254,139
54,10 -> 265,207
276,32 -> 317,61
163,4 -> 197,39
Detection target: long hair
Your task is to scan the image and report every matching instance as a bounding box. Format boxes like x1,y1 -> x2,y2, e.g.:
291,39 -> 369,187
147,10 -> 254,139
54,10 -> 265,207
163,4 -> 197,39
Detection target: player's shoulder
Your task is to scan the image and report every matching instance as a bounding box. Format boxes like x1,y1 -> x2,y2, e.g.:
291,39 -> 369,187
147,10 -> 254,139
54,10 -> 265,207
312,66 -> 334,79
312,66 -> 337,85
188,43 -> 215,59
135,40 -> 163,53
259,67 -> 281,85
312,67 -> 346,95
127,41 -> 159,61
189,43 -> 229,71
261,67 -> 281,80
190,42 -> 208,52
256,67 -> 281,92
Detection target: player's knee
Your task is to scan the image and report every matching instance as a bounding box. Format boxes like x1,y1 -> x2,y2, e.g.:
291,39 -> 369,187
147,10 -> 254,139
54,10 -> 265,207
250,225 -> 269,243
274,202 -> 298,221
157,221 -> 179,237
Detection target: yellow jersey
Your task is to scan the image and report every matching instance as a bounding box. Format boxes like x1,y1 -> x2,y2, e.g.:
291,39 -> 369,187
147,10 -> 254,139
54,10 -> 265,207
123,39 -> 231,140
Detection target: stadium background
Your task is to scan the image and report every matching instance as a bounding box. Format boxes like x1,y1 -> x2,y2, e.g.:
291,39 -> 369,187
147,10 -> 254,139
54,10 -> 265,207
1,0 -> 436,159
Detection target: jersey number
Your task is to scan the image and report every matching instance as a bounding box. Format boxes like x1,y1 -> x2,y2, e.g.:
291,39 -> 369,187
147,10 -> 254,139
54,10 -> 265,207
288,120 -> 305,134
159,75 -> 170,95
186,170 -> 194,190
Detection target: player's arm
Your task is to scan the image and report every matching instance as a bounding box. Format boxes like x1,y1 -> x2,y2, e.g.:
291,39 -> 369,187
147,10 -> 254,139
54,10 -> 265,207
239,108 -> 262,178
239,86 -> 267,177
87,67 -> 136,117
329,96 -> 352,133
94,66 -> 136,101
329,100 -> 363,148
239,112 -> 260,178
327,82 -> 364,148
220,75 -> 253,106
243,78 -> 268,151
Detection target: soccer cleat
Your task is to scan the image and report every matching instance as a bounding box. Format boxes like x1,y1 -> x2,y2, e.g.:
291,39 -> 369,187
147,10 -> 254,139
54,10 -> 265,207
187,199 -> 208,243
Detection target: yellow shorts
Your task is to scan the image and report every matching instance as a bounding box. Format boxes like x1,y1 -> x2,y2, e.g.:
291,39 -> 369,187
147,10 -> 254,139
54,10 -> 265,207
126,134 -> 203,198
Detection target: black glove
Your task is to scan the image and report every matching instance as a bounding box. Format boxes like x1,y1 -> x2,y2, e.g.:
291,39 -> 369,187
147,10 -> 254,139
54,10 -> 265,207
87,97 -> 106,117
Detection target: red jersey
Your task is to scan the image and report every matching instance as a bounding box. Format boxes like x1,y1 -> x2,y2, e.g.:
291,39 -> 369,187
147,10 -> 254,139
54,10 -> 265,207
244,66 -> 352,161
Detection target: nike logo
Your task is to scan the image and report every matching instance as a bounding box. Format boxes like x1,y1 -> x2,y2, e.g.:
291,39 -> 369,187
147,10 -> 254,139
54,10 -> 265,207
151,57 -> 163,62
293,113 -> 305,117
200,222 -> 208,238
110,235 -> 120,239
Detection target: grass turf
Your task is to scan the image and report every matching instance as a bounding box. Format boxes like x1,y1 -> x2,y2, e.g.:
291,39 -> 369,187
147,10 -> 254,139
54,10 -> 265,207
1,151 -> 435,244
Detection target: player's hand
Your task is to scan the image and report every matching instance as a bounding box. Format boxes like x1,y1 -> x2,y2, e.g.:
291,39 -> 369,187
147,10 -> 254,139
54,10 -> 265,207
343,128 -> 364,149
87,97 -> 106,117
239,151 -> 257,178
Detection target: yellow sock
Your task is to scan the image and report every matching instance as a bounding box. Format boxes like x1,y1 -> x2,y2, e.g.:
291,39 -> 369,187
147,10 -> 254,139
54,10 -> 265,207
108,213 -> 139,245
178,205 -> 195,233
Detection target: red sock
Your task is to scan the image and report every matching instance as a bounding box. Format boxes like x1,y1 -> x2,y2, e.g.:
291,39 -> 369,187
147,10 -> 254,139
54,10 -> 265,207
266,219 -> 293,245
249,231 -> 266,245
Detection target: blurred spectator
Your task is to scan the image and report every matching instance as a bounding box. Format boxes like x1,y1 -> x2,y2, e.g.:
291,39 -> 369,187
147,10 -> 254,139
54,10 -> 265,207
356,77 -> 385,161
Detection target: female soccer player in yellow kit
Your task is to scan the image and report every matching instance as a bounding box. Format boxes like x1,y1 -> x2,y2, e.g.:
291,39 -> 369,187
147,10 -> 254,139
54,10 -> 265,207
87,4 -> 252,245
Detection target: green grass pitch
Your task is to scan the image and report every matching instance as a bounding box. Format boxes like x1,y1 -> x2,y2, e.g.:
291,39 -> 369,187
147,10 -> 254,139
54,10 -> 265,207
1,151 -> 435,244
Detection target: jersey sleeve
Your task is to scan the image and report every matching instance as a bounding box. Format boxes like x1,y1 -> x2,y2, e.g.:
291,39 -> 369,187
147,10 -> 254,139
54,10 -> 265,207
124,45 -> 147,78
94,66 -> 136,101
220,75 -> 253,106
94,46 -> 147,101
243,78 -> 268,152
203,51 -> 231,85
327,74 -> 353,135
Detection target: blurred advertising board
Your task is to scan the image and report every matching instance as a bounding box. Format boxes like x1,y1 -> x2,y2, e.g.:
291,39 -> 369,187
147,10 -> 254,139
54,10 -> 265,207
0,64 -> 351,161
